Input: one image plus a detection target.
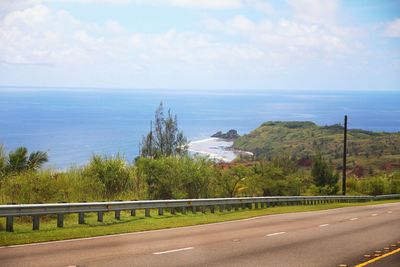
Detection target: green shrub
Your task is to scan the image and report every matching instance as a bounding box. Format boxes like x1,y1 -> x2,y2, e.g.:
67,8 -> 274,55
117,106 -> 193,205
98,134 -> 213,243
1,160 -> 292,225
83,155 -> 133,200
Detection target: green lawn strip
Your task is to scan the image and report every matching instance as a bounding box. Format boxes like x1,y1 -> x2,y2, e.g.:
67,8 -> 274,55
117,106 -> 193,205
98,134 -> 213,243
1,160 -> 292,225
0,199 -> 398,246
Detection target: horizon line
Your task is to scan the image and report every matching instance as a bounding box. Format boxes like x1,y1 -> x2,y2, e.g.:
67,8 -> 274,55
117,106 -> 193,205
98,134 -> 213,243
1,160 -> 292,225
0,85 -> 399,93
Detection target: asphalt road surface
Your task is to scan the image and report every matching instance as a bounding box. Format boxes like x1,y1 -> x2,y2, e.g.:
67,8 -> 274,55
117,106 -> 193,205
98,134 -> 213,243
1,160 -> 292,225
0,202 -> 399,267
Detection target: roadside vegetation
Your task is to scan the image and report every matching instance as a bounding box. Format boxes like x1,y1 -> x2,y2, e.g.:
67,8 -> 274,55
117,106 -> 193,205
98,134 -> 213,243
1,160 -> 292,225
1,146 -> 400,205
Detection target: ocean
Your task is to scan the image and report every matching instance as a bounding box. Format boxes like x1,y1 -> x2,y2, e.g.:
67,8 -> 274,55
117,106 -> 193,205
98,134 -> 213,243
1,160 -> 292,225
0,88 -> 399,169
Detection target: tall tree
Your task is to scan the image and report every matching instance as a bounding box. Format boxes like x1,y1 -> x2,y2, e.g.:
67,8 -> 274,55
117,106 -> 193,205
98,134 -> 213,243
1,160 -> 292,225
140,102 -> 187,158
311,153 -> 338,192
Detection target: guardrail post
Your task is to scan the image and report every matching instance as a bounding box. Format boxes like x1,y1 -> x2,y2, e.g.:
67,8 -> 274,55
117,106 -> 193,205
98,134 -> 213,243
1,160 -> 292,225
115,210 -> 121,220
219,204 -> 224,212
158,207 -> 163,216
255,202 -> 259,209
170,208 -> 176,215
192,206 -> 196,214
234,204 -> 239,211
32,215 -> 40,230
181,207 -> 186,214
210,205 -> 215,213
248,203 -> 253,209
57,214 -> 64,227
97,211 -> 103,222
145,208 -> 150,217
78,212 -> 85,224
6,216 -> 14,232
131,209 -> 136,216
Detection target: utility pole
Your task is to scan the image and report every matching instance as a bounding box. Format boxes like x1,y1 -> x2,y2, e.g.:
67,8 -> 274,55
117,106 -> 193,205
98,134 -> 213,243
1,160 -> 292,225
342,115 -> 347,195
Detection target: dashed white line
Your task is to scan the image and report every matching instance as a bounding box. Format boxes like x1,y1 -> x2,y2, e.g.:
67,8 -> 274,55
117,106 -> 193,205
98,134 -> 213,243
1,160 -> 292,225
350,218 -> 358,221
153,247 -> 194,255
371,214 -> 378,216
319,224 -> 329,227
266,232 -> 286,237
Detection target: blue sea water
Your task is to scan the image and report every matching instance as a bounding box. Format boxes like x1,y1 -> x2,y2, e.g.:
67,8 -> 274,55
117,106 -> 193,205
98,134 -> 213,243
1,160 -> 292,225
0,88 -> 399,169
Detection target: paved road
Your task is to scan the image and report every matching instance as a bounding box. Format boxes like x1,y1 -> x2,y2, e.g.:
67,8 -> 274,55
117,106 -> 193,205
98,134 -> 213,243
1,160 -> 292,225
0,202 -> 399,267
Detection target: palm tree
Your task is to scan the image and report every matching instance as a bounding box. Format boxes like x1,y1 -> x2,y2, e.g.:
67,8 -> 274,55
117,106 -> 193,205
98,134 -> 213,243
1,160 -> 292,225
27,151 -> 48,171
5,146 -> 48,174
7,147 -> 28,173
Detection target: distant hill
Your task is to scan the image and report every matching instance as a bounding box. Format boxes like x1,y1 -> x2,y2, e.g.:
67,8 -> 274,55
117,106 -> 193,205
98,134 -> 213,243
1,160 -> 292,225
233,121 -> 400,176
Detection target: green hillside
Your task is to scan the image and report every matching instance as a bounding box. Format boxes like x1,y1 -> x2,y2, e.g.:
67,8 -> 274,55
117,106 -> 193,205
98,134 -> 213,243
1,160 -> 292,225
233,121 -> 400,176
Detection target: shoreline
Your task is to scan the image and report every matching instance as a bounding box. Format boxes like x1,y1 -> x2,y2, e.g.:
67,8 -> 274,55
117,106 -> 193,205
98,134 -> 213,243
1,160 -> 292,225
187,137 -> 253,162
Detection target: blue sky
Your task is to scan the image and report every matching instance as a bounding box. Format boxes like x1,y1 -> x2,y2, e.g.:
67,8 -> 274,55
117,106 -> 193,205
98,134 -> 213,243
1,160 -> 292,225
0,0 -> 399,90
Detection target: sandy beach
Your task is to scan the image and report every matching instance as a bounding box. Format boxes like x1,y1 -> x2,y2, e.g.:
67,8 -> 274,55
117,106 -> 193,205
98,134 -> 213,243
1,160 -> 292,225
187,137 -> 252,162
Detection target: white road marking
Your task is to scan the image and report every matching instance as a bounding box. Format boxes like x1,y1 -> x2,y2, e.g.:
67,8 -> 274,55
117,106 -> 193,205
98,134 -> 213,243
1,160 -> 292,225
319,224 -> 329,227
153,247 -> 194,255
350,218 -> 358,221
388,211 -> 392,214
266,232 -> 286,237
371,214 -> 378,216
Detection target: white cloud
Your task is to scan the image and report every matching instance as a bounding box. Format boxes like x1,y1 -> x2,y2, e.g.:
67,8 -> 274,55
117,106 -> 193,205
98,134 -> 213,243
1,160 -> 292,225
0,3 -> 256,71
0,0 -> 41,17
45,0 -> 131,4
287,0 -> 339,25
0,0 -> 386,90
159,0 -> 242,9
384,18 -> 400,38
0,4 -> 107,65
0,0 -> 358,75
44,0 -> 275,11
45,0 -> 242,8
204,14 -> 353,64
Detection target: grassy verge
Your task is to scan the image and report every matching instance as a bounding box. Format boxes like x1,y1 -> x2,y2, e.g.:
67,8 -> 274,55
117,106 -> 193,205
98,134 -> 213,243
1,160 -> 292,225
0,200 -> 399,246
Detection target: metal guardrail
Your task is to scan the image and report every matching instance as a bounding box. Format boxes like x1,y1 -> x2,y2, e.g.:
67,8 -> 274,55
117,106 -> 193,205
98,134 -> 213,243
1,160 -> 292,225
1,194 -> 399,232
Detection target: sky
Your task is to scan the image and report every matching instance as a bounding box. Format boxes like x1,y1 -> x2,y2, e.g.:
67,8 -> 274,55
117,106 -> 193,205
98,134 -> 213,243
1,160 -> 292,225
0,0 -> 399,91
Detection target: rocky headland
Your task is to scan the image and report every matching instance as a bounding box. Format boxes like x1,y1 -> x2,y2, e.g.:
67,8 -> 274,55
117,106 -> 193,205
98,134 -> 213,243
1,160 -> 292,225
211,129 -> 240,140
